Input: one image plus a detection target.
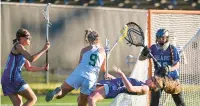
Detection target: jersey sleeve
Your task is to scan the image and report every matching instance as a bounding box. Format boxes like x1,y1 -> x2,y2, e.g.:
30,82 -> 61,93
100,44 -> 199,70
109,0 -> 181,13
172,46 -> 180,64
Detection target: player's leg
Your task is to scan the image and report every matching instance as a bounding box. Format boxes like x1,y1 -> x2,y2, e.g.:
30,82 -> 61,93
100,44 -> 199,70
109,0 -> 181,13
18,84 -> 37,106
46,74 -> 83,102
78,78 -> 96,106
45,81 -> 74,102
8,94 -> 23,106
88,85 -> 106,106
78,93 -> 89,106
171,92 -> 185,106
56,82 -> 74,99
150,89 -> 162,106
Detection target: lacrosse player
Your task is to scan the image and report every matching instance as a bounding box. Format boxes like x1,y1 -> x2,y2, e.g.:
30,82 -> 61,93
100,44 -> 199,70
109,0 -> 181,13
87,65 -> 181,106
1,28 -> 50,106
139,28 -> 185,106
45,29 -> 106,106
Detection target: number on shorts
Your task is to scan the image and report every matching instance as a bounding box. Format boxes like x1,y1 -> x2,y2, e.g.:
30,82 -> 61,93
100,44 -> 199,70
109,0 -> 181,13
89,54 -> 98,66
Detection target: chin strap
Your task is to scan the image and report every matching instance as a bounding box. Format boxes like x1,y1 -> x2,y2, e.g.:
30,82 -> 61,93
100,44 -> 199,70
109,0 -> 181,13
160,42 -> 170,51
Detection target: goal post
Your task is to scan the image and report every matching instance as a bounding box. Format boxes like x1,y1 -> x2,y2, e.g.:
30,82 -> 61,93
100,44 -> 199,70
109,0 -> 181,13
110,10 -> 200,106
148,10 -> 200,106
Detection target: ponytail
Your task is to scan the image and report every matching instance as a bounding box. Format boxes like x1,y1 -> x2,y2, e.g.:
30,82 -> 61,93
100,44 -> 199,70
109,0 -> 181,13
84,28 -> 92,43
84,28 -> 99,44
13,38 -> 18,44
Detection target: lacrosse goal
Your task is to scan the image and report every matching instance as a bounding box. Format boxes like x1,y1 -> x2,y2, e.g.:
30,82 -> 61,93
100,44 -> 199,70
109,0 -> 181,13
110,10 -> 200,106
148,10 -> 200,106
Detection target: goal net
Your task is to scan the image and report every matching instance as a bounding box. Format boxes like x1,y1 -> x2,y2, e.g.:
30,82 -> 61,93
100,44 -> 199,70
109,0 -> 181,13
110,10 -> 200,106
148,10 -> 200,106
110,58 -> 149,106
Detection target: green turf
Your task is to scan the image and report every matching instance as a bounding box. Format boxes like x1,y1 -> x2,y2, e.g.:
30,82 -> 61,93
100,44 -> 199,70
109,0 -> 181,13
1,88 -> 200,106
1,94 -> 113,106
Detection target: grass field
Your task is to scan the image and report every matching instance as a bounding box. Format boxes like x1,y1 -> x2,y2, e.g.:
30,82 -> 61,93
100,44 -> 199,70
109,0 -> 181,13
1,85 -> 200,106
1,70 -> 200,106
1,94 -> 113,106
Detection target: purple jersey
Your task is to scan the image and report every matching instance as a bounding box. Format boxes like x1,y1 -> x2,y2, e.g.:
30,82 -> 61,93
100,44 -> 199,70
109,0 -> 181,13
150,44 -> 180,79
97,78 -> 145,98
1,52 -> 26,96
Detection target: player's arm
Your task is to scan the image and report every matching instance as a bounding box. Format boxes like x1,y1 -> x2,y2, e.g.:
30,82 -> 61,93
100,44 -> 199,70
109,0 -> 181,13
164,47 -> 180,72
170,46 -> 180,72
113,65 -> 149,95
169,62 -> 179,72
16,43 -> 50,62
99,47 -> 115,79
101,58 -> 106,72
104,73 -> 116,79
98,47 -> 114,79
79,48 -> 84,64
126,85 -> 149,95
79,46 -> 89,64
24,60 -> 48,72
99,47 -> 106,72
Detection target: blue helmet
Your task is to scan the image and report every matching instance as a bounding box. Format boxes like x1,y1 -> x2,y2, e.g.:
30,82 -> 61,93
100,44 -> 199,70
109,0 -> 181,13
156,29 -> 169,38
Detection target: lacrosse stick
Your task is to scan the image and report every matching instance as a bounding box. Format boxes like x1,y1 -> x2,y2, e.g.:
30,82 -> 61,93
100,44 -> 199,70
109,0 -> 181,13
124,22 -> 161,68
110,25 -> 128,53
105,25 -> 128,77
43,3 -> 51,83
105,39 -> 110,75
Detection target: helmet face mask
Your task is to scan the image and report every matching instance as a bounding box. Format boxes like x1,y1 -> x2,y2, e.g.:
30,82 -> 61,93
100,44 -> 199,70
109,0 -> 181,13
156,29 -> 169,45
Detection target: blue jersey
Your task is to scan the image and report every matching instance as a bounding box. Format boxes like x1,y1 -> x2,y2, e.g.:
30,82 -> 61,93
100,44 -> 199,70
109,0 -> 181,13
1,52 -> 26,96
150,44 -> 180,79
97,78 -> 145,98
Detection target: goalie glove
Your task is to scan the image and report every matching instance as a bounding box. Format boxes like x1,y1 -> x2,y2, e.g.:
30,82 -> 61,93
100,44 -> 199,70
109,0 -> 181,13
157,65 -> 171,76
141,46 -> 150,57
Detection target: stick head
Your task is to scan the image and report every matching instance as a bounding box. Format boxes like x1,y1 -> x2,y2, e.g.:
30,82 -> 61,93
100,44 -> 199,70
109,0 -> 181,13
119,25 -> 128,42
124,22 -> 145,46
44,3 -> 51,12
43,3 -> 52,26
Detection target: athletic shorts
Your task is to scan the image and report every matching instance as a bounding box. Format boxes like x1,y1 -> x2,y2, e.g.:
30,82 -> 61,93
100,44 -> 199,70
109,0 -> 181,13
104,84 -> 109,95
96,80 -> 123,99
2,81 -> 27,96
65,75 -> 96,95
103,84 -> 128,99
18,84 -> 29,92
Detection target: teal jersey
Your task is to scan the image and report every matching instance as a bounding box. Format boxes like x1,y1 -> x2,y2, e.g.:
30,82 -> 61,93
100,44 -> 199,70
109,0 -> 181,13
71,45 -> 105,81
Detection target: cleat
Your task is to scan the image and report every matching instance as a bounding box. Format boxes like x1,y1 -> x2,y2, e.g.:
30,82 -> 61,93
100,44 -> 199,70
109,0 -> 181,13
45,87 -> 61,102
